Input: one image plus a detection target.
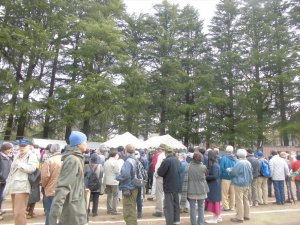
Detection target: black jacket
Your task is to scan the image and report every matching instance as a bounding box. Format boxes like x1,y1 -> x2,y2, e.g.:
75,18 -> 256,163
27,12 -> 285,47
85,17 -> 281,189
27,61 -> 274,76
0,153 -> 13,183
157,154 -> 181,193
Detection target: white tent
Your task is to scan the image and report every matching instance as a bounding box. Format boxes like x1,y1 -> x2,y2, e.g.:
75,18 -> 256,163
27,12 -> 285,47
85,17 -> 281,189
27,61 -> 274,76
87,142 -> 102,150
102,132 -> 146,149
145,134 -> 186,150
32,138 -> 67,150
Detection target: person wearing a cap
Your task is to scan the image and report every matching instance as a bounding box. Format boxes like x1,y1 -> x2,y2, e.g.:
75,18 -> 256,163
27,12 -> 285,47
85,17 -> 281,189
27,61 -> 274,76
256,151 -> 269,205
0,142 -> 14,221
269,150 -> 290,205
116,144 -> 139,225
219,145 -> 237,211
49,131 -> 88,225
157,145 -> 181,225
3,139 -> 37,225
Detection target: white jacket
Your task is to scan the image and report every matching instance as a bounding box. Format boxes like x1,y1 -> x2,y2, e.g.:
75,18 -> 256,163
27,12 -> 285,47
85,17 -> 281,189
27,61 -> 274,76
270,155 -> 290,181
4,150 -> 37,195
104,157 -> 120,186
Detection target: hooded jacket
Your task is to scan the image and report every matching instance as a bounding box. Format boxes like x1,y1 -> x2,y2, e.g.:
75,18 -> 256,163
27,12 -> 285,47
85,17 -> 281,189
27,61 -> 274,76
220,154 -> 237,180
49,147 -> 87,225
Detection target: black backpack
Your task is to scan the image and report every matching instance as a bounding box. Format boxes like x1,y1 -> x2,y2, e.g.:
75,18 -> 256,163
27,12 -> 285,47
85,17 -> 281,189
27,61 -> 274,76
87,165 -> 101,191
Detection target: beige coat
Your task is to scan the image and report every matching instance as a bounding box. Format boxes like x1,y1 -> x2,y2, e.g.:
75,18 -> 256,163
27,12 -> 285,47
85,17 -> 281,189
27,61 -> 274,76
41,152 -> 62,197
4,151 -> 37,195
103,157 -> 120,186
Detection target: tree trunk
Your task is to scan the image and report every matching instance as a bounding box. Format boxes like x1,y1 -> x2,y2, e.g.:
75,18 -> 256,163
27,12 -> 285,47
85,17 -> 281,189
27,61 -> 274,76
43,44 -> 60,138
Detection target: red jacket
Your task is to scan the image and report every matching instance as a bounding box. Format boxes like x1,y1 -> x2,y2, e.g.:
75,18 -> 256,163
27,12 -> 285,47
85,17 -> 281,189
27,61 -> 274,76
152,151 -> 160,173
291,160 -> 300,181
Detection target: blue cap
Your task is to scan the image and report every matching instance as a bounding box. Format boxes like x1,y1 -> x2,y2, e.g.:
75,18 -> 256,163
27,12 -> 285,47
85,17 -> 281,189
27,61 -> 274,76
256,151 -> 263,157
18,139 -> 32,146
69,131 -> 87,147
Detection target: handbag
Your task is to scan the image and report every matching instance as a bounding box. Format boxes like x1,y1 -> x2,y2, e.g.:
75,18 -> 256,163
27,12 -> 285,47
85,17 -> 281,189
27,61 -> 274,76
28,169 -> 41,185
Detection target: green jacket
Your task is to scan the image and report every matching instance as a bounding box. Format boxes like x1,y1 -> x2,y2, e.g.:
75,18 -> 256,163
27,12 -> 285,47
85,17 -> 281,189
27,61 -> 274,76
49,147 -> 87,225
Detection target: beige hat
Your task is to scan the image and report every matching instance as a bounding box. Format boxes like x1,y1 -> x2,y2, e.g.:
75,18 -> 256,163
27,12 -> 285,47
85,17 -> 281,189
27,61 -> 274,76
280,152 -> 288,159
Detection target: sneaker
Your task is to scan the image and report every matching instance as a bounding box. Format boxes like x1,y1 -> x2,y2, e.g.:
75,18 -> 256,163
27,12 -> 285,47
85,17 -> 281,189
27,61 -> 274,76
205,218 -> 218,224
217,216 -> 222,222
152,212 -> 163,217
231,218 -> 243,223
244,217 -> 250,220
109,211 -> 121,215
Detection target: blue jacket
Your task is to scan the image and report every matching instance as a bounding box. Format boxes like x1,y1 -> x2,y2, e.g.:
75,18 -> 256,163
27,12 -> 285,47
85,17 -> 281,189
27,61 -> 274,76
116,154 -> 137,191
179,160 -> 188,193
220,154 -> 237,180
206,162 -> 221,202
229,159 -> 253,187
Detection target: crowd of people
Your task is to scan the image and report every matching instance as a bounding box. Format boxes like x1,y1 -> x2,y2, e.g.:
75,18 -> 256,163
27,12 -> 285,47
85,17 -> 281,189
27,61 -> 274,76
0,131 -> 300,225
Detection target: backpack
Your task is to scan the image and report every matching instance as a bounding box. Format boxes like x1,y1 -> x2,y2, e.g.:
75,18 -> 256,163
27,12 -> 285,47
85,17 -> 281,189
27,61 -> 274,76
132,159 -> 148,187
260,159 -> 271,177
87,165 -> 101,191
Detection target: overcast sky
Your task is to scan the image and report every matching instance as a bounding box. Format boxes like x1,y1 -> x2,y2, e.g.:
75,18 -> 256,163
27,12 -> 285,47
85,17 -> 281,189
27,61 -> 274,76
123,0 -> 219,28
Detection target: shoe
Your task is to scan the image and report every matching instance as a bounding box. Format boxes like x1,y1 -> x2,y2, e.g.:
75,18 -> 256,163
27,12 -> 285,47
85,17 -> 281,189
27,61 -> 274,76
109,211 -> 121,215
137,212 -> 142,218
217,216 -> 222,222
152,212 -> 163,217
231,218 -> 243,223
223,208 -> 231,211
253,202 -> 258,207
92,213 -> 98,217
147,197 -> 154,201
0,216 -> 3,221
205,218 -> 218,224
244,217 -> 250,220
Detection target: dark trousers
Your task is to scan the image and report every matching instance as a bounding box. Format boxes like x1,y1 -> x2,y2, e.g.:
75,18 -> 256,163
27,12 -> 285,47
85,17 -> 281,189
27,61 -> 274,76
136,187 -> 143,216
295,180 -> 300,201
89,192 -> 100,214
268,178 -> 273,197
273,180 -> 285,204
45,196 -> 54,225
164,192 -> 180,225
0,183 -> 5,210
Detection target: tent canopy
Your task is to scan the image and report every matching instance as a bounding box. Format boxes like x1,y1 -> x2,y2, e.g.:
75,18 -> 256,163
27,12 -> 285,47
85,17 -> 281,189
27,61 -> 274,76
145,134 -> 186,150
102,132 -> 146,149
32,138 -> 67,150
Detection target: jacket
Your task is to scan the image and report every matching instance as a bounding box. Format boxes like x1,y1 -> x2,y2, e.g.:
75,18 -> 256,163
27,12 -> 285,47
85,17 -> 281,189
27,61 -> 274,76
41,152 -> 62,197
49,147 -> 87,225
116,153 -> 137,191
291,160 -> 300,181
220,154 -> 237,180
157,154 -> 181,193
206,162 -> 221,202
103,157 -> 120,186
187,161 -> 209,198
269,155 -> 290,180
4,150 -> 37,195
246,154 -> 260,178
0,152 -> 13,183
229,159 -> 253,187
179,160 -> 188,193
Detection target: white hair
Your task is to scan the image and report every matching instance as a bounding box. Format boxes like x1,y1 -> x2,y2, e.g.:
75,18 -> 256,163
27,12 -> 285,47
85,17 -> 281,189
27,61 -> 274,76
50,144 -> 61,153
237,149 -> 247,159
226,145 -> 234,152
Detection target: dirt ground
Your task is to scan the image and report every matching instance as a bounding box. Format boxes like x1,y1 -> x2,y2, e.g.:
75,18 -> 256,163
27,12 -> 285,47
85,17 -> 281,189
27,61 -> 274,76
1,191 -> 300,225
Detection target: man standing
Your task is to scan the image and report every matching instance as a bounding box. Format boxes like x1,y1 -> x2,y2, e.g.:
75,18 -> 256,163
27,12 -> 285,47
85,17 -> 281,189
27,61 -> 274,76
49,131 -> 88,225
246,149 -> 260,206
103,149 -> 120,215
152,144 -> 166,217
219,145 -> 237,211
41,144 -> 62,225
116,144 -> 138,225
228,149 -> 253,223
269,151 -> 290,205
256,151 -> 269,205
157,146 -> 181,225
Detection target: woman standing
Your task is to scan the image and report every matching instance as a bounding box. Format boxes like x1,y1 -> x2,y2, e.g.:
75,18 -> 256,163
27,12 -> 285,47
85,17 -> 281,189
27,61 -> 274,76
0,142 -> 14,220
186,152 -> 209,225
3,140 -> 37,225
205,150 -> 222,224
86,154 -> 103,217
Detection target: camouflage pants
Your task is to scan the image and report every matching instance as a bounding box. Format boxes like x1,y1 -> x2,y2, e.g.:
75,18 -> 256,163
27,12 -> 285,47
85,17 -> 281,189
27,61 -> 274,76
123,189 -> 138,225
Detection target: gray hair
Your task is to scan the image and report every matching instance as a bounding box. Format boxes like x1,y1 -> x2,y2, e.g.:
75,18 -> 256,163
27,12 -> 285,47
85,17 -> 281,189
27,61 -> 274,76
50,144 -> 61,153
179,152 -> 187,160
237,149 -> 247,159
